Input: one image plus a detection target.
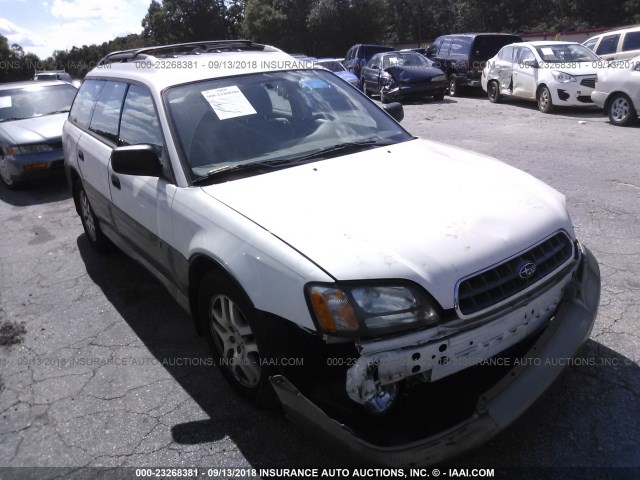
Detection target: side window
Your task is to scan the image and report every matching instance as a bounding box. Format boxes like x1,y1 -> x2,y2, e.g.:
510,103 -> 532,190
119,85 -> 164,151
583,38 -> 598,51
438,37 -> 453,56
518,47 -> 535,64
498,46 -> 514,62
596,34 -> 620,55
622,32 -> 640,52
451,36 -> 472,56
89,81 -> 127,143
367,54 -> 380,68
69,80 -> 104,128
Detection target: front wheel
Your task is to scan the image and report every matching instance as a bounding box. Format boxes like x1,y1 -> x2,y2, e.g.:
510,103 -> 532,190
487,81 -> 501,103
433,93 -> 445,101
0,157 -> 22,190
74,181 -> 113,252
608,93 -> 637,126
537,86 -> 554,113
199,272 -> 278,408
448,77 -> 458,97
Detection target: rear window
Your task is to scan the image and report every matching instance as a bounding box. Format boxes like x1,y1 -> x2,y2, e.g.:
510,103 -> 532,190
361,46 -> 393,61
472,35 -> 522,60
451,36 -> 472,56
622,31 -> 640,52
596,34 -> 620,55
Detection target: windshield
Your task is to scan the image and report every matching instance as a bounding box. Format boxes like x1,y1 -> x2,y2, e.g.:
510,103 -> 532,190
535,44 -> 600,63
382,52 -> 431,69
316,60 -> 346,72
0,84 -> 78,122
165,70 -> 411,180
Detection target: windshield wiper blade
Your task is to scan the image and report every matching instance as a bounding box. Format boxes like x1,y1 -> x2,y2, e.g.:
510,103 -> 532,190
294,140 -> 394,162
191,140 -> 396,185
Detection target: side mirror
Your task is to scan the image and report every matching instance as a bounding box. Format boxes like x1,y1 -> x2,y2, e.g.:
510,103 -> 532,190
111,145 -> 162,177
383,102 -> 404,123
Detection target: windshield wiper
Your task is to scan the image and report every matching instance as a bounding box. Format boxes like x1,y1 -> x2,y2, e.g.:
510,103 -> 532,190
293,139 -> 395,162
191,140 -> 396,185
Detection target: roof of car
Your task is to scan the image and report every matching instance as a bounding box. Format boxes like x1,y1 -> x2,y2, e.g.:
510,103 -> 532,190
0,80 -> 73,91
87,40 -> 318,91
590,24 -> 640,37
520,41 -> 580,46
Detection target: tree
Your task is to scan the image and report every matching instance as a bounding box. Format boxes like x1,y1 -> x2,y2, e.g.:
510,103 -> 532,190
243,0 -> 313,53
142,0 -> 228,45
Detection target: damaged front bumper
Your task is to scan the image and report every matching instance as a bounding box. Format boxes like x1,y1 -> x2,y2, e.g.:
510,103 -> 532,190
271,246 -> 600,466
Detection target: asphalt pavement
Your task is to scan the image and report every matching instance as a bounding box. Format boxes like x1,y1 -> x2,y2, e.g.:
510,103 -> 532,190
0,91 -> 638,479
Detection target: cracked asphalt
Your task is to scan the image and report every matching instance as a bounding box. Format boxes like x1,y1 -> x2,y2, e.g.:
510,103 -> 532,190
0,92 -> 638,478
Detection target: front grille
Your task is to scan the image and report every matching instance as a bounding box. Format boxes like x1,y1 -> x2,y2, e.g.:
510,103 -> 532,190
580,78 -> 596,88
49,142 -> 63,150
456,231 -> 574,316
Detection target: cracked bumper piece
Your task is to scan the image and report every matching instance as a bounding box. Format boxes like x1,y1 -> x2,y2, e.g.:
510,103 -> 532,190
271,246 -> 600,467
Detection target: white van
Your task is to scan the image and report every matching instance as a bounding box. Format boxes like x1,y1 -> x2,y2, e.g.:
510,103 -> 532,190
583,25 -> 640,61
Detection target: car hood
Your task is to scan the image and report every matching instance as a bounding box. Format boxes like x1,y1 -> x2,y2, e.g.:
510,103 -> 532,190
0,113 -> 67,145
334,71 -> 360,84
386,66 -> 444,82
201,139 -> 574,309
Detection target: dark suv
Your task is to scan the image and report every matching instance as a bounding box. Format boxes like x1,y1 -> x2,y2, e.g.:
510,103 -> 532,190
344,44 -> 394,79
426,33 -> 522,96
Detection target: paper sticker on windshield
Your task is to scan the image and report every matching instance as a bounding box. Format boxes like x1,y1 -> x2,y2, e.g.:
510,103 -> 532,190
541,48 -> 555,57
201,86 -> 257,120
0,96 -> 12,109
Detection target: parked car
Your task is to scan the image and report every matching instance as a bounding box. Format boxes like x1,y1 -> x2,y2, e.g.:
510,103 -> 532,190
34,69 -> 81,88
0,80 -> 78,188
63,40 -> 599,467
583,26 -> 640,61
343,44 -> 394,79
591,55 -> 640,126
314,58 -> 360,88
482,41 -> 600,113
426,33 -> 522,96
361,51 -> 446,102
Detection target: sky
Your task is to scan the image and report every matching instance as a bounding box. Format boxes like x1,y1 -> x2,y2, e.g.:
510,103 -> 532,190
0,0 -> 151,59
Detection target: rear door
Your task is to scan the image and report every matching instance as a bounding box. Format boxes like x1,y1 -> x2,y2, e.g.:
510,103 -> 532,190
78,80 -> 127,223
108,84 -> 177,280
595,34 -> 621,61
512,46 -> 537,99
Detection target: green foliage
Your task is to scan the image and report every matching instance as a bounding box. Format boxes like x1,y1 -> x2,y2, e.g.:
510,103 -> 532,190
2,0 -> 639,84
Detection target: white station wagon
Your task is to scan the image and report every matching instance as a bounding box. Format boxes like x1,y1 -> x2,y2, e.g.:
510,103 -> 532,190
62,40 -> 600,466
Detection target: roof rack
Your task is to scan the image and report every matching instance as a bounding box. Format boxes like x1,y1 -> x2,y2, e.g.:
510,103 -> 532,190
98,40 -> 271,65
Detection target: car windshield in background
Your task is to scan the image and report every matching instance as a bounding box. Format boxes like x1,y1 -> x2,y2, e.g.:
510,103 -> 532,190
316,60 -> 346,72
535,44 -> 601,63
0,84 -> 78,122
362,46 -> 393,61
165,70 -> 412,181
383,52 -> 432,69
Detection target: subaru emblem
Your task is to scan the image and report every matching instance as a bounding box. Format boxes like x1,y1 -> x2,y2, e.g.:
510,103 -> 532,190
518,261 -> 537,279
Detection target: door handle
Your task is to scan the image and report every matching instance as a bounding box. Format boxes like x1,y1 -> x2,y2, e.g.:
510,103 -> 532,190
78,151 -> 84,161
111,174 -> 121,190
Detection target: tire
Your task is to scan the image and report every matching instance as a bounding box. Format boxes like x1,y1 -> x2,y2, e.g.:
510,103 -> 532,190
380,86 -> 390,104
487,80 -> 501,103
0,157 -> 23,190
74,180 -> 114,253
608,93 -> 638,126
199,271 -> 279,408
433,93 -> 445,101
537,85 -> 554,113
448,76 -> 458,97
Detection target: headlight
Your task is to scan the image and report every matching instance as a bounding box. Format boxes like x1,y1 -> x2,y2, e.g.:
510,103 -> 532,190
307,283 -> 441,336
551,71 -> 576,83
432,74 -> 446,82
16,144 -> 55,155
